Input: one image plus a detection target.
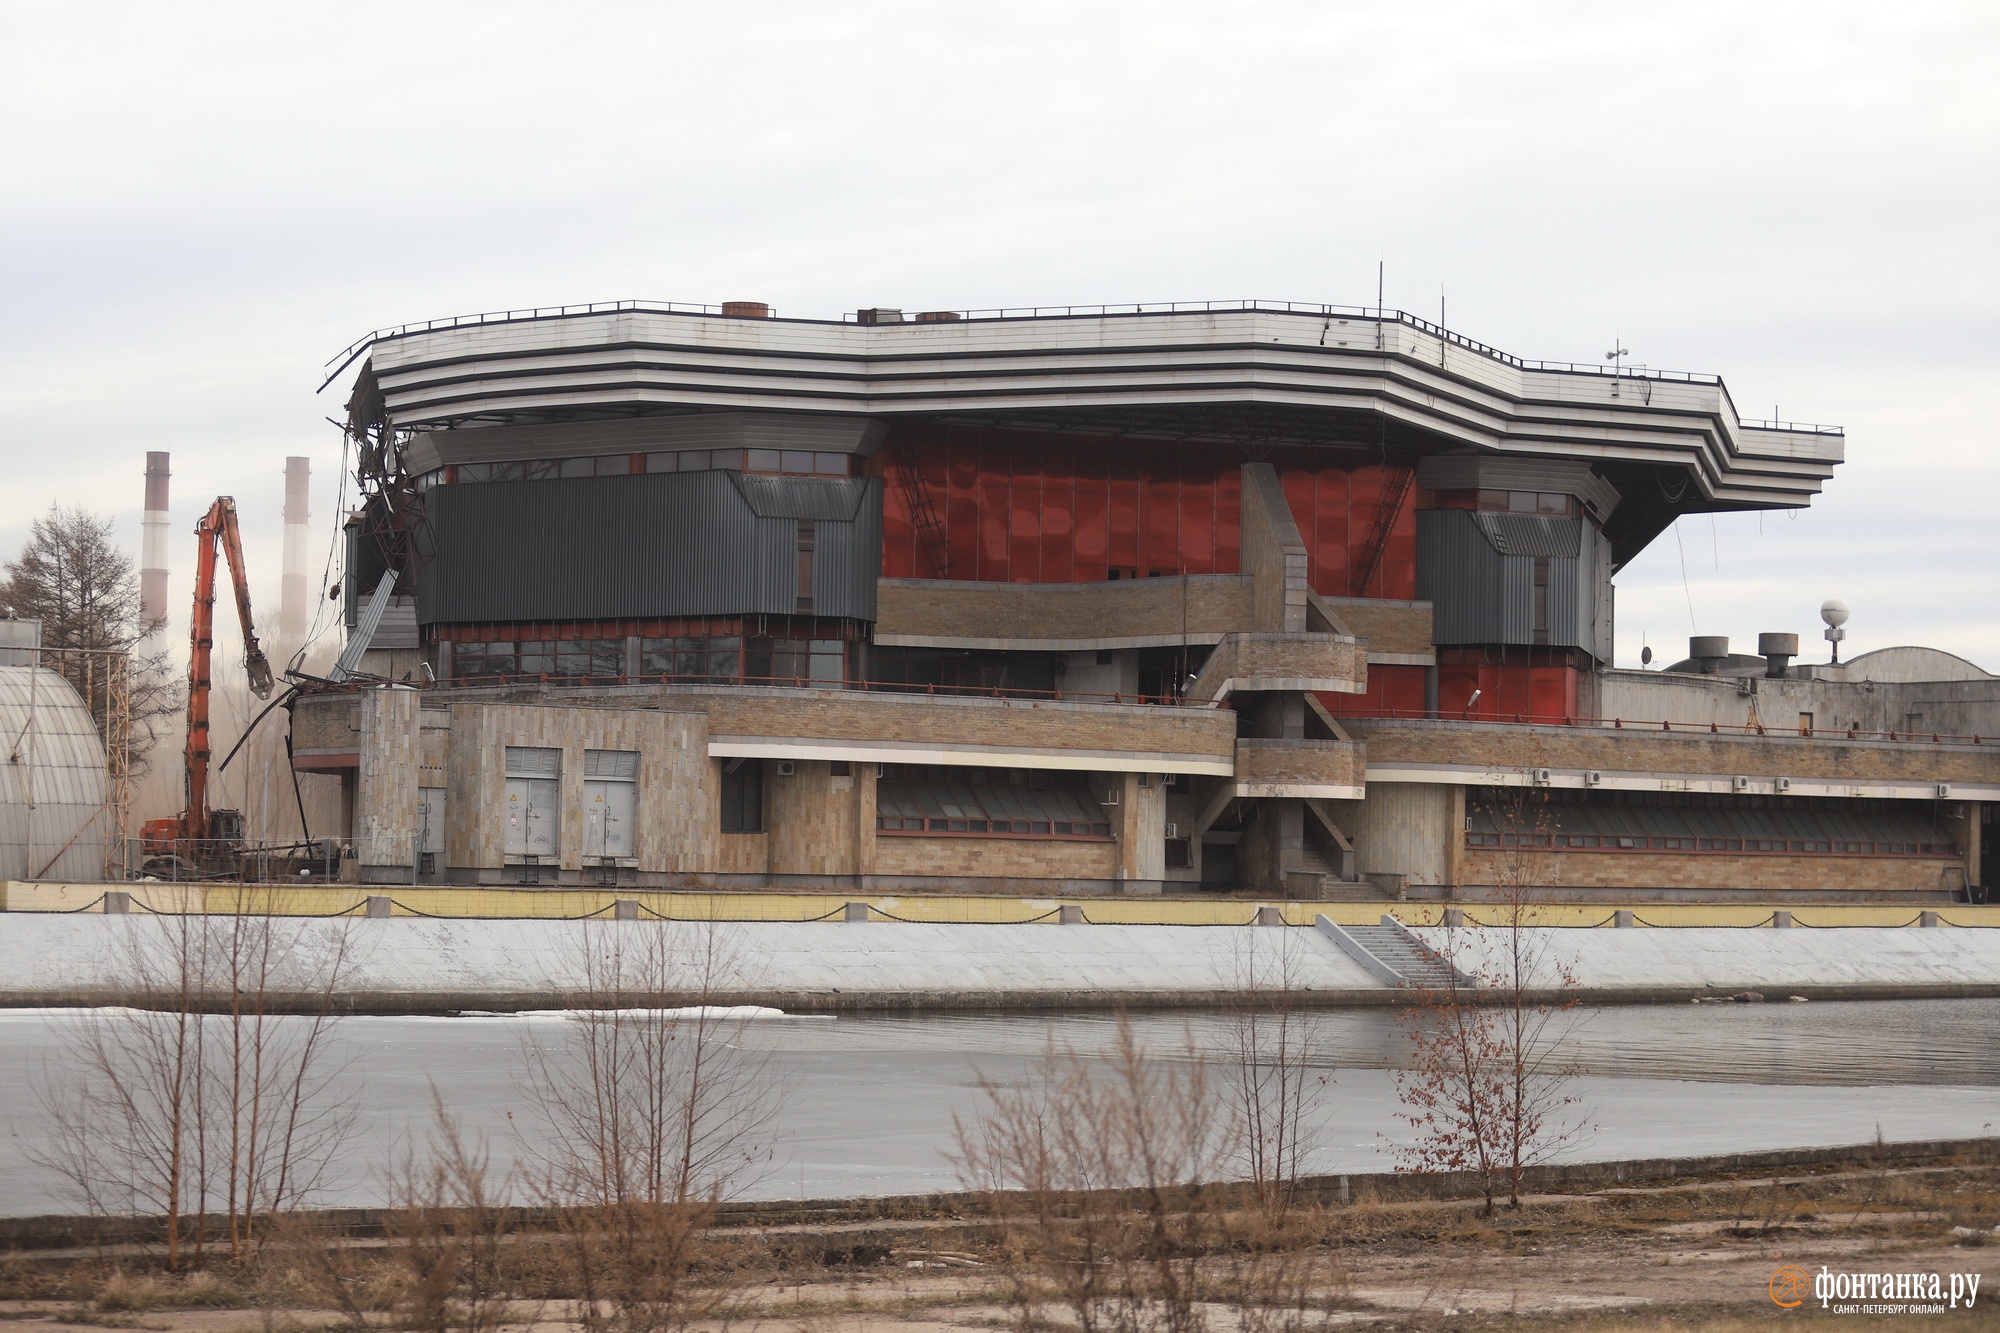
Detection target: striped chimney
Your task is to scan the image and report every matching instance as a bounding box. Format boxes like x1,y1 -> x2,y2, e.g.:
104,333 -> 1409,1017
280,456 -> 311,638
140,451 -> 171,630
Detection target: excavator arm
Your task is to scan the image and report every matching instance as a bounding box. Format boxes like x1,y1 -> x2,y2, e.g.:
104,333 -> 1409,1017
182,497 -> 273,842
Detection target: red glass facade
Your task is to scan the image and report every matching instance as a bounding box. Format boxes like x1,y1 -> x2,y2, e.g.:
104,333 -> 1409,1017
877,425 -> 1419,598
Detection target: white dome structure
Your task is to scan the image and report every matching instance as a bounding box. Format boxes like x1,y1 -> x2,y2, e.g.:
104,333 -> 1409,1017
0,666 -> 111,882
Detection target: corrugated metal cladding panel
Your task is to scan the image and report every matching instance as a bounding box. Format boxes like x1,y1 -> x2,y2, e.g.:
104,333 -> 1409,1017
1418,510 -> 1507,644
812,486 -> 883,620
408,413 -> 888,473
1417,509 -> 1605,655
0,667 -> 108,879
372,597 -> 420,649
414,472 -> 882,624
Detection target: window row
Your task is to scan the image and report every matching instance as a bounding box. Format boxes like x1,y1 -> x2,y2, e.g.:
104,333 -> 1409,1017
1466,831 -> 1957,856
874,815 -> 1112,837
413,448 -> 855,489
452,637 -> 847,685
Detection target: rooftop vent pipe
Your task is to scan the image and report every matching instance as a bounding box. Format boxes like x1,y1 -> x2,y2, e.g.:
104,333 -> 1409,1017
1758,632 -> 1799,679
1690,635 -> 1730,674
720,301 -> 771,318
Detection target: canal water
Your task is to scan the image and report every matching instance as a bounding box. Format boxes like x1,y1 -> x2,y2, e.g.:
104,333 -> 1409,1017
1,1000 -> 1995,1214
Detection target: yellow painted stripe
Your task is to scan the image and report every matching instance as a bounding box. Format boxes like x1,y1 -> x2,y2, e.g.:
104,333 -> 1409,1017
3,882 -> 1995,928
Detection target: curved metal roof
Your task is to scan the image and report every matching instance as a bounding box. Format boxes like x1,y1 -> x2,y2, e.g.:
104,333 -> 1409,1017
0,666 -> 111,881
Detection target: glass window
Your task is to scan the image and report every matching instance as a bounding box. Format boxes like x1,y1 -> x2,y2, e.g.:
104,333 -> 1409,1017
780,449 -> 814,473
559,457 -> 595,478
517,641 -> 553,676
1538,492 -> 1568,515
808,639 -> 845,686
455,642 -> 518,680
746,448 -> 782,472
814,452 -> 849,475
646,451 -> 679,473
1508,490 -> 1538,513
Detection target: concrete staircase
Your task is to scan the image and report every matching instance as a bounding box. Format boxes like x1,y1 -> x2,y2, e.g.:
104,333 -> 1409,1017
1339,919 -> 1475,989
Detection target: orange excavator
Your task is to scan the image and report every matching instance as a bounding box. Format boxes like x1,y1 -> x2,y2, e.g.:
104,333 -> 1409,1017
140,497 -> 273,864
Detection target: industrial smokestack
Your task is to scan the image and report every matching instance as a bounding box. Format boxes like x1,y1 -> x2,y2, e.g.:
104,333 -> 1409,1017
140,451 -> 171,631
280,456 -> 311,638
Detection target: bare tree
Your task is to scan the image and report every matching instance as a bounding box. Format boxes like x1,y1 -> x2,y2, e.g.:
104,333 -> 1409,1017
2,503 -> 179,769
1393,785 -> 1589,1212
1222,929 -> 1331,1217
520,919 -> 782,1333
33,907 -> 360,1268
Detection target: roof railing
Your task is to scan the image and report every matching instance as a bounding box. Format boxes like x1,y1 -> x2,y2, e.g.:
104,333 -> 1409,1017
321,298 -> 1736,390
1331,708 -> 1986,746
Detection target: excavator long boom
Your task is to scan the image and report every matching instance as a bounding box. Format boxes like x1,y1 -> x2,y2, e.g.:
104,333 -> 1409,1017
183,497 -> 273,842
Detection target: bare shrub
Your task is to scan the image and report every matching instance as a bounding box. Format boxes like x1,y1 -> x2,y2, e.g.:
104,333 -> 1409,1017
520,918 -> 781,1333
33,906 -> 359,1268
382,1090 -> 525,1333
952,1012 -> 1228,1333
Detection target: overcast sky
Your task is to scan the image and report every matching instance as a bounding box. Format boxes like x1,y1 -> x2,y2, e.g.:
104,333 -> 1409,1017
3,1 -> 1994,670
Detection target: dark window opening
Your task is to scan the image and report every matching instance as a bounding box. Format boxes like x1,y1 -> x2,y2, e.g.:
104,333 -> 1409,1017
720,761 -> 764,834
876,764 -> 1111,839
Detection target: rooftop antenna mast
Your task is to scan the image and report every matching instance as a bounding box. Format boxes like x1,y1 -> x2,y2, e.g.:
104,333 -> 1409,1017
1606,335 -> 1630,399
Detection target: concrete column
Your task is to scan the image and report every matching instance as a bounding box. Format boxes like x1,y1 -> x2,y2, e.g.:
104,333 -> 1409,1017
1773,910 -> 1792,928
365,895 -> 392,919
1059,904 -> 1084,924
1112,772 -> 1165,890
1614,909 -> 1635,928
843,901 -> 869,922
104,890 -> 131,914
356,686 -> 422,881
613,899 -> 640,921
1920,910 -> 1940,928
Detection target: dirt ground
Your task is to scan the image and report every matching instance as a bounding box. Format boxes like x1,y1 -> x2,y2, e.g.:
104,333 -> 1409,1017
2,1163 -> 1995,1332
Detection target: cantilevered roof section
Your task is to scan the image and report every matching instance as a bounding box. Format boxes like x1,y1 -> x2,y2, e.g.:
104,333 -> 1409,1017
333,300 -> 1843,519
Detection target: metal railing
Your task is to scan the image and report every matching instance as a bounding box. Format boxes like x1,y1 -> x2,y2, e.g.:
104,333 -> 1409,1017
1337,708 -> 1988,745
1740,417 -> 1845,435
425,672 -> 1219,707
322,297 -> 1740,390
128,837 -> 344,883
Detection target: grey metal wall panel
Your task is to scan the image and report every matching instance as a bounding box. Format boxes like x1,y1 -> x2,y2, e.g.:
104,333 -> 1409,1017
811,488 -> 882,619
1548,553 -> 1580,646
416,472 -> 883,625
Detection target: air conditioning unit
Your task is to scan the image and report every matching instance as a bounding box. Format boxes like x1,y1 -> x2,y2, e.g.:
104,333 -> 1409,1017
1164,822 -> 1179,839
1937,783 -> 1952,799
776,760 -> 796,776
1584,770 -> 1603,787
1775,776 -> 1792,793
1733,775 -> 1752,792
1533,768 -> 1552,785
